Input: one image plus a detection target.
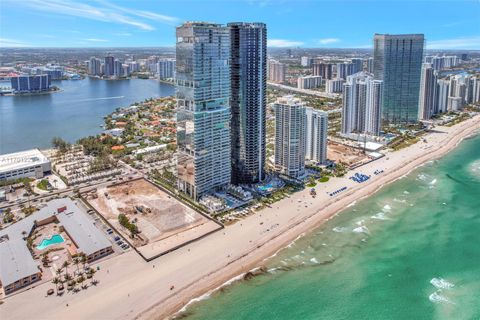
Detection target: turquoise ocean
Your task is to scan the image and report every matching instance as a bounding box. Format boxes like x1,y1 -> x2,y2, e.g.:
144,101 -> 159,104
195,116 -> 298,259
182,134 -> 480,320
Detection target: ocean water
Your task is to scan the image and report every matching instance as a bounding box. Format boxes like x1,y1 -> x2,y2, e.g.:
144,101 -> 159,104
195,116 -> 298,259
0,77 -> 174,154
181,134 -> 480,320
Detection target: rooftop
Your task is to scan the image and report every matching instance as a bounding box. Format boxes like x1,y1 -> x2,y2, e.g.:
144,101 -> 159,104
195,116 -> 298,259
0,198 -> 111,287
0,239 -> 40,287
0,149 -> 50,173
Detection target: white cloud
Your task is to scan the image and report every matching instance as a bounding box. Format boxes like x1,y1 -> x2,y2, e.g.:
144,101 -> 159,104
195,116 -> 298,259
84,38 -> 108,42
0,38 -> 30,47
13,0 -> 180,31
318,38 -> 340,45
427,36 -> 480,50
268,39 -> 303,47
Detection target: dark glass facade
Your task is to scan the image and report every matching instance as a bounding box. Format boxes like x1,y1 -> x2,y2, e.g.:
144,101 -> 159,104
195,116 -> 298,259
373,34 -> 424,125
229,22 -> 267,184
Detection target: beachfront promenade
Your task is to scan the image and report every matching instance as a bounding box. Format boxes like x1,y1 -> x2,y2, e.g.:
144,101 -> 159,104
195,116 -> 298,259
1,116 -> 479,320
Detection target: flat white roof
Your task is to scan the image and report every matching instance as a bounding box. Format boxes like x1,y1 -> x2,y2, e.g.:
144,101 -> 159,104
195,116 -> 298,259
0,239 -> 40,287
0,198 -> 111,287
0,149 -> 50,173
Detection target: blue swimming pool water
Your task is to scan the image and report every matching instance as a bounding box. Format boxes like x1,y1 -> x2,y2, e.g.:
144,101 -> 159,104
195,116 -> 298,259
36,234 -> 65,250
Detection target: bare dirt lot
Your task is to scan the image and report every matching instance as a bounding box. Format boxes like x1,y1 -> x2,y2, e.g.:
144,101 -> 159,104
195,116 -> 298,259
327,141 -> 372,168
84,179 -> 221,260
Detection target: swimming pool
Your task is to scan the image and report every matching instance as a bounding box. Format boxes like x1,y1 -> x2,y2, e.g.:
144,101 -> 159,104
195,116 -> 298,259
36,234 -> 65,250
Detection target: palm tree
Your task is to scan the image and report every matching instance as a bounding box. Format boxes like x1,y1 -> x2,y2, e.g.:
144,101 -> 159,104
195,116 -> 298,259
62,261 -> 70,277
77,275 -> 86,289
64,273 -> 73,284
72,257 -> 80,274
52,277 -> 60,293
87,267 -> 97,284
80,253 -> 87,271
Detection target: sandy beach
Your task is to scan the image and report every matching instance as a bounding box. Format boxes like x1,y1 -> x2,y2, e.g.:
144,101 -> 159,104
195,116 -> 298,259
1,115 -> 479,320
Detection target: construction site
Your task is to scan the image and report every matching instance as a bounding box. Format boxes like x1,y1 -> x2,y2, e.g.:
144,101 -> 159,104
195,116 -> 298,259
327,141 -> 373,168
83,178 -> 222,260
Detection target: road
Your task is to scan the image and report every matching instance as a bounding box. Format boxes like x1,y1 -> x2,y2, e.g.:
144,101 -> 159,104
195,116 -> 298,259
267,82 -> 340,99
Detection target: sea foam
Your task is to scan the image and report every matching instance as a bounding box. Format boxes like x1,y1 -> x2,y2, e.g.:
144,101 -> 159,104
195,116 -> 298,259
430,277 -> 455,290
429,291 -> 454,304
352,226 -> 370,234
371,212 -> 390,220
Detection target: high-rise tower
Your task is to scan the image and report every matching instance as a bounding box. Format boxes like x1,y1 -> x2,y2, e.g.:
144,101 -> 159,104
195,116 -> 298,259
373,33 -> 424,124
229,22 -> 267,184
176,22 -> 231,200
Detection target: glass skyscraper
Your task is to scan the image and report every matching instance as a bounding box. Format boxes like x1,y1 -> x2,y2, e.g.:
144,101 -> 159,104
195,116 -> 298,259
373,34 -> 424,125
229,22 -> 267,184
176,22 -> 231,200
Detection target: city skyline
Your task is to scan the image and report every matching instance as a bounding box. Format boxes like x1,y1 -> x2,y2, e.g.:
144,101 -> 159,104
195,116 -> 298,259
1,0 -> 480,49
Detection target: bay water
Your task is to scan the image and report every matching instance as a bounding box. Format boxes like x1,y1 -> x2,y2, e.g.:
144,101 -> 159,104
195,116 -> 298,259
0,77 -> 174,154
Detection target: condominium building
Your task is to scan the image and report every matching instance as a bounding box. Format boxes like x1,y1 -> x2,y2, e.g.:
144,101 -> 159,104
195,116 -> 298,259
268,59 -> 286,83
325,78 -> 345,93
297,75 -> 322,89
437,79 -> 450,114
305,108 -> 328,164
336,62 -> 354,80
113,59 -> 123,78
104,55 -> 115,77
156,59 -> 176,79
351,58 -> 363,74
342,72 -> 383,136
176,22 -> 231,200
10,75 -> 51,93
274,96 -> 306,178
312,62 -> 333,80
425,55 -> 459,70
373,33 -> 424,124
88,57 -> 102,76
301,56 -> 314,67
418,63 -> 438,120
229,22 -> 267,184
366,57 -> 374,74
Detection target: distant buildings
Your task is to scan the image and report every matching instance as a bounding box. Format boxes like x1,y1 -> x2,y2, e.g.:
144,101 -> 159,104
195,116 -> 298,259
351,58 -> 363,74
176,22 -> 231,200
373,33 -> 424,124
88,57 -> 102,76
104,55 -> 115,77
229,22 -> 267,184
342,72 -> 383,136
274,96 -> 306,178
156,59 -> 176,80
300,56 -> 314,67
325,78 -> 345,93
297,75 -> 322,89
113,59 -> 123,77
436,79 -> 450,114
10,75 -> 51,93
336,62 -> 354,80
424,55 -> 459,71
0,149 -> 51,181
312,62 -> 333,80
305,108 -> 328,164
268,59 -> 286,83
418,63 -> 438,120
366,57 -> 374,73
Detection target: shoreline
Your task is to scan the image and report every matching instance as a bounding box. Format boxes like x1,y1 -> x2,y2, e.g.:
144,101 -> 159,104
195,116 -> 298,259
143,116 -> 480,320
1,116 -> 479,320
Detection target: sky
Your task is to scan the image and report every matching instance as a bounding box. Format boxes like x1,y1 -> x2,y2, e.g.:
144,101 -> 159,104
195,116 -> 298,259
1,0 -> 479,49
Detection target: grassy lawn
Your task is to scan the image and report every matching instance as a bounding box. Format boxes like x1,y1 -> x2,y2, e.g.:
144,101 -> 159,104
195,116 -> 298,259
37,179 -> 50,191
